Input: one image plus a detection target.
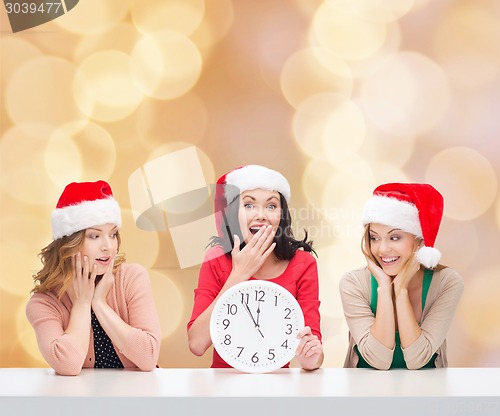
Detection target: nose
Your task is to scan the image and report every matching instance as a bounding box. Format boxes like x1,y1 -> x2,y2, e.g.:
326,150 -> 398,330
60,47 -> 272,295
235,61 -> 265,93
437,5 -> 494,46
253,206 -> 267,220
378,238 -> 391,254
101,236 -> 111,251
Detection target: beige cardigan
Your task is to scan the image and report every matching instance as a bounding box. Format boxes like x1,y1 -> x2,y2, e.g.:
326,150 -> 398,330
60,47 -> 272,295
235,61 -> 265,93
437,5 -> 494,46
339,267 -> 464,370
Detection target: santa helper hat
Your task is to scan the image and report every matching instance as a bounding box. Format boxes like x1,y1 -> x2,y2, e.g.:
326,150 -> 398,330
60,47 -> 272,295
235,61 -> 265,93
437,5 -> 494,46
214,165 -> 291,236
51,180 -> 121,240
362,183 -> 444,269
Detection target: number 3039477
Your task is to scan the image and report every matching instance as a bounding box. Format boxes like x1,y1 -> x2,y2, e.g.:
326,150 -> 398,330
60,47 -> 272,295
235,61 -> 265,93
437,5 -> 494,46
5,2 -> 63,14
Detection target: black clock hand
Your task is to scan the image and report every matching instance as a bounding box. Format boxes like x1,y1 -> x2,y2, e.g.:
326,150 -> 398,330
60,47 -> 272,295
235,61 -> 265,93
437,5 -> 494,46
243,301 -> 258,326
243,301 -> 265,338
256,302 -> 261,327
255,302 -> 265,338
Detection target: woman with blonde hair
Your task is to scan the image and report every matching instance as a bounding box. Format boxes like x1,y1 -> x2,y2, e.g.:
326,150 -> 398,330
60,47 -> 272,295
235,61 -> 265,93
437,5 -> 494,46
339,183 -> 463,370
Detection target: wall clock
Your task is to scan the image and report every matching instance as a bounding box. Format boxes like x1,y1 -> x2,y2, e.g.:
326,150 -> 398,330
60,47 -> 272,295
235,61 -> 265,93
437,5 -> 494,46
210,280 -> 305,373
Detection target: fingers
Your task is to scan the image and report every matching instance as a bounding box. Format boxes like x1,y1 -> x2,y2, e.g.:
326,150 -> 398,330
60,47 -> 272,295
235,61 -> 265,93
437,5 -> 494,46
262,241 -> 277,261
89,261 -> 98,284
365,257 -> 380,275
255,225 -> 274,250
295,326 -> 322,358
245,225 -> 274,250
73,252 -> 97,281
243,225 -> 265,247
230,226 -> 276,281
231,234 -> 241,255
82,254 -> 90,278
74,252 -> 82,277
233,226 -> 276,259
366,256 -> 392,287
68,252 -> 95,305
297,326 -> 312,338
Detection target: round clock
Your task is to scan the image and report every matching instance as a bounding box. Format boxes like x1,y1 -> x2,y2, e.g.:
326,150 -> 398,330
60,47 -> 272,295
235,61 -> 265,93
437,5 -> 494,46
209,280 -> 305,373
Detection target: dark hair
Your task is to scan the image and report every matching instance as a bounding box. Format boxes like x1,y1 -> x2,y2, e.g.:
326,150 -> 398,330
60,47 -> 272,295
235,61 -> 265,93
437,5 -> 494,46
209,193 -> 316,260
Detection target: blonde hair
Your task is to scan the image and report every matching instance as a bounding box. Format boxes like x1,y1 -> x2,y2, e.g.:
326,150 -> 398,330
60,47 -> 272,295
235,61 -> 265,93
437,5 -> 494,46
32,230 -> 125,299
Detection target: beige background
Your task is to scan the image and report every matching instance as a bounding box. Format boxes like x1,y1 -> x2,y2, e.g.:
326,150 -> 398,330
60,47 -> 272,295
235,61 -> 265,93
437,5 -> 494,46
1,0 -> 499,369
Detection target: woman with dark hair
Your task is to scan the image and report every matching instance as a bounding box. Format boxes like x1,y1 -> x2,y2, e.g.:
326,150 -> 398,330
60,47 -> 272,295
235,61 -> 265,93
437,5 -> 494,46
187,165 -> 323,370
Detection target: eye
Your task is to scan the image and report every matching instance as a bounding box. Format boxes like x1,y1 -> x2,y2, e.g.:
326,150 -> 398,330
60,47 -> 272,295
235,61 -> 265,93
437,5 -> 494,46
87,233 -> 98,239
369,235 -> 379,241
244,203 -> 254,209
390,235 -> 400,241
266,204 -> 277,210
111,232 -> 118,238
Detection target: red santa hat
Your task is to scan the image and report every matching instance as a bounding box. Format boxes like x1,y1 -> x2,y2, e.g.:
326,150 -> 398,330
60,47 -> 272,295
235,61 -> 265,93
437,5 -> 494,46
51,180 -> 121,240
362,183 -> 444,269
214,165 -> 291,236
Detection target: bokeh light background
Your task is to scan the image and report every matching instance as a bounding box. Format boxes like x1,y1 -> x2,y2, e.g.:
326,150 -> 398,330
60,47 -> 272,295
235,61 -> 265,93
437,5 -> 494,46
1,0 -> 500,368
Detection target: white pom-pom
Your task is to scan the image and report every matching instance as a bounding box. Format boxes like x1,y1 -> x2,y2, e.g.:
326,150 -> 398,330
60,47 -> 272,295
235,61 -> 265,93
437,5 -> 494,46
416,246 -> 441,269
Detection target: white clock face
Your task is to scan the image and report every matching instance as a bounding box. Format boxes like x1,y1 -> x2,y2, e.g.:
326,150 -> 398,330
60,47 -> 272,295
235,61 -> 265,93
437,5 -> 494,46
210,280 -> 305,373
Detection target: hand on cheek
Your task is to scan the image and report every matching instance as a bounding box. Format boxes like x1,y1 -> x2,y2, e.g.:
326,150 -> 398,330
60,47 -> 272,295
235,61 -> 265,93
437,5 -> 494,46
67,252 -> 96,306
92,260 -> 114,305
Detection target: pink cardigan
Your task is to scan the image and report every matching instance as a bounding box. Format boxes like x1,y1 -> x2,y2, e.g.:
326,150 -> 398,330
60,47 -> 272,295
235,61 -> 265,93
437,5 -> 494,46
26,263 -> 161,376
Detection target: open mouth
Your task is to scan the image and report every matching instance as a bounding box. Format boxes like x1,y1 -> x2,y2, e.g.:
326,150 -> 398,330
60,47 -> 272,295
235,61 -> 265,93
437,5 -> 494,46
380,256 -> 399,265
95,257 -> 111,265
249,225 -> 266,235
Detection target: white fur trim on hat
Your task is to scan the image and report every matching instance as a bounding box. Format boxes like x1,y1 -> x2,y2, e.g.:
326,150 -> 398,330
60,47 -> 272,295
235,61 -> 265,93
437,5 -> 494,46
416,246 -> 441,269
224,165 -> 291,203
362,195 -> 423,237
51,198 -> 121,239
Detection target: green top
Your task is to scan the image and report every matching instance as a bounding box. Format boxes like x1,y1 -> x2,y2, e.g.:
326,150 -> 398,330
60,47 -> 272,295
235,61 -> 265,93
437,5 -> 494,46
355,269 -> 437,369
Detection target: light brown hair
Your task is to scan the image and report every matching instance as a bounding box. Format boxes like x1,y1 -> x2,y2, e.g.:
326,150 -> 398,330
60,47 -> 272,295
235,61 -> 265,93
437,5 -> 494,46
32,230 -> 125,299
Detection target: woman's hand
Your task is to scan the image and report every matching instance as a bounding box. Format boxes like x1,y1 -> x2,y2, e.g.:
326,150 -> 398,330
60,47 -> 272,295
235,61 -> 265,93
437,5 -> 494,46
295,326 -> 323,370
365,256 -> 392,288
63,252 -> 96,359
92,260 -> 115,307
230,226 -> 276,282
393,253 -> 420,295
66,252 -> 96,307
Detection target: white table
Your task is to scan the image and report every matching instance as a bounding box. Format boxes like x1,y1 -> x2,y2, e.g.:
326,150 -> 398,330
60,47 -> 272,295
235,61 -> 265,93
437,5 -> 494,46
1,368 -> 499,415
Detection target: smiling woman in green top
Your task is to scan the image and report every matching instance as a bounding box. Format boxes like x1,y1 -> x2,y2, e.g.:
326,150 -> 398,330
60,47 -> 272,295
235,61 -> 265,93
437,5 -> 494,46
339,183 -> 464,370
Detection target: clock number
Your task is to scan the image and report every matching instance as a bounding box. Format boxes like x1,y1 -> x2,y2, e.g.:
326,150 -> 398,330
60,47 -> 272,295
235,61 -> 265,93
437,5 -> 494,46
285,324 -> 293,335
240,293 -> 249,304
284,308 -> 291,319
267,349 -> 275,360
224,334 -> 231,345
251,352 -> 259,363
227,304 -> 237,315
281,340 -> 288,349
222,319 -> 230,330
237,346 -> 244,357
274,295 -> 278,306
255,290 -> 265,302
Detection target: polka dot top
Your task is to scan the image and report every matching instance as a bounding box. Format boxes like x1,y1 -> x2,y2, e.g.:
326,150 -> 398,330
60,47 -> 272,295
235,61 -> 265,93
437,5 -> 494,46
91,309 -> 124,369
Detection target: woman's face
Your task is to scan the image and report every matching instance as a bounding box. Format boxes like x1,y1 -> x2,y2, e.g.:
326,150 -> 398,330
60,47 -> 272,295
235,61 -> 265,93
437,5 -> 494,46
81,223 -> 118,274
238,189 -> 282,244
369,223 -> 416,276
